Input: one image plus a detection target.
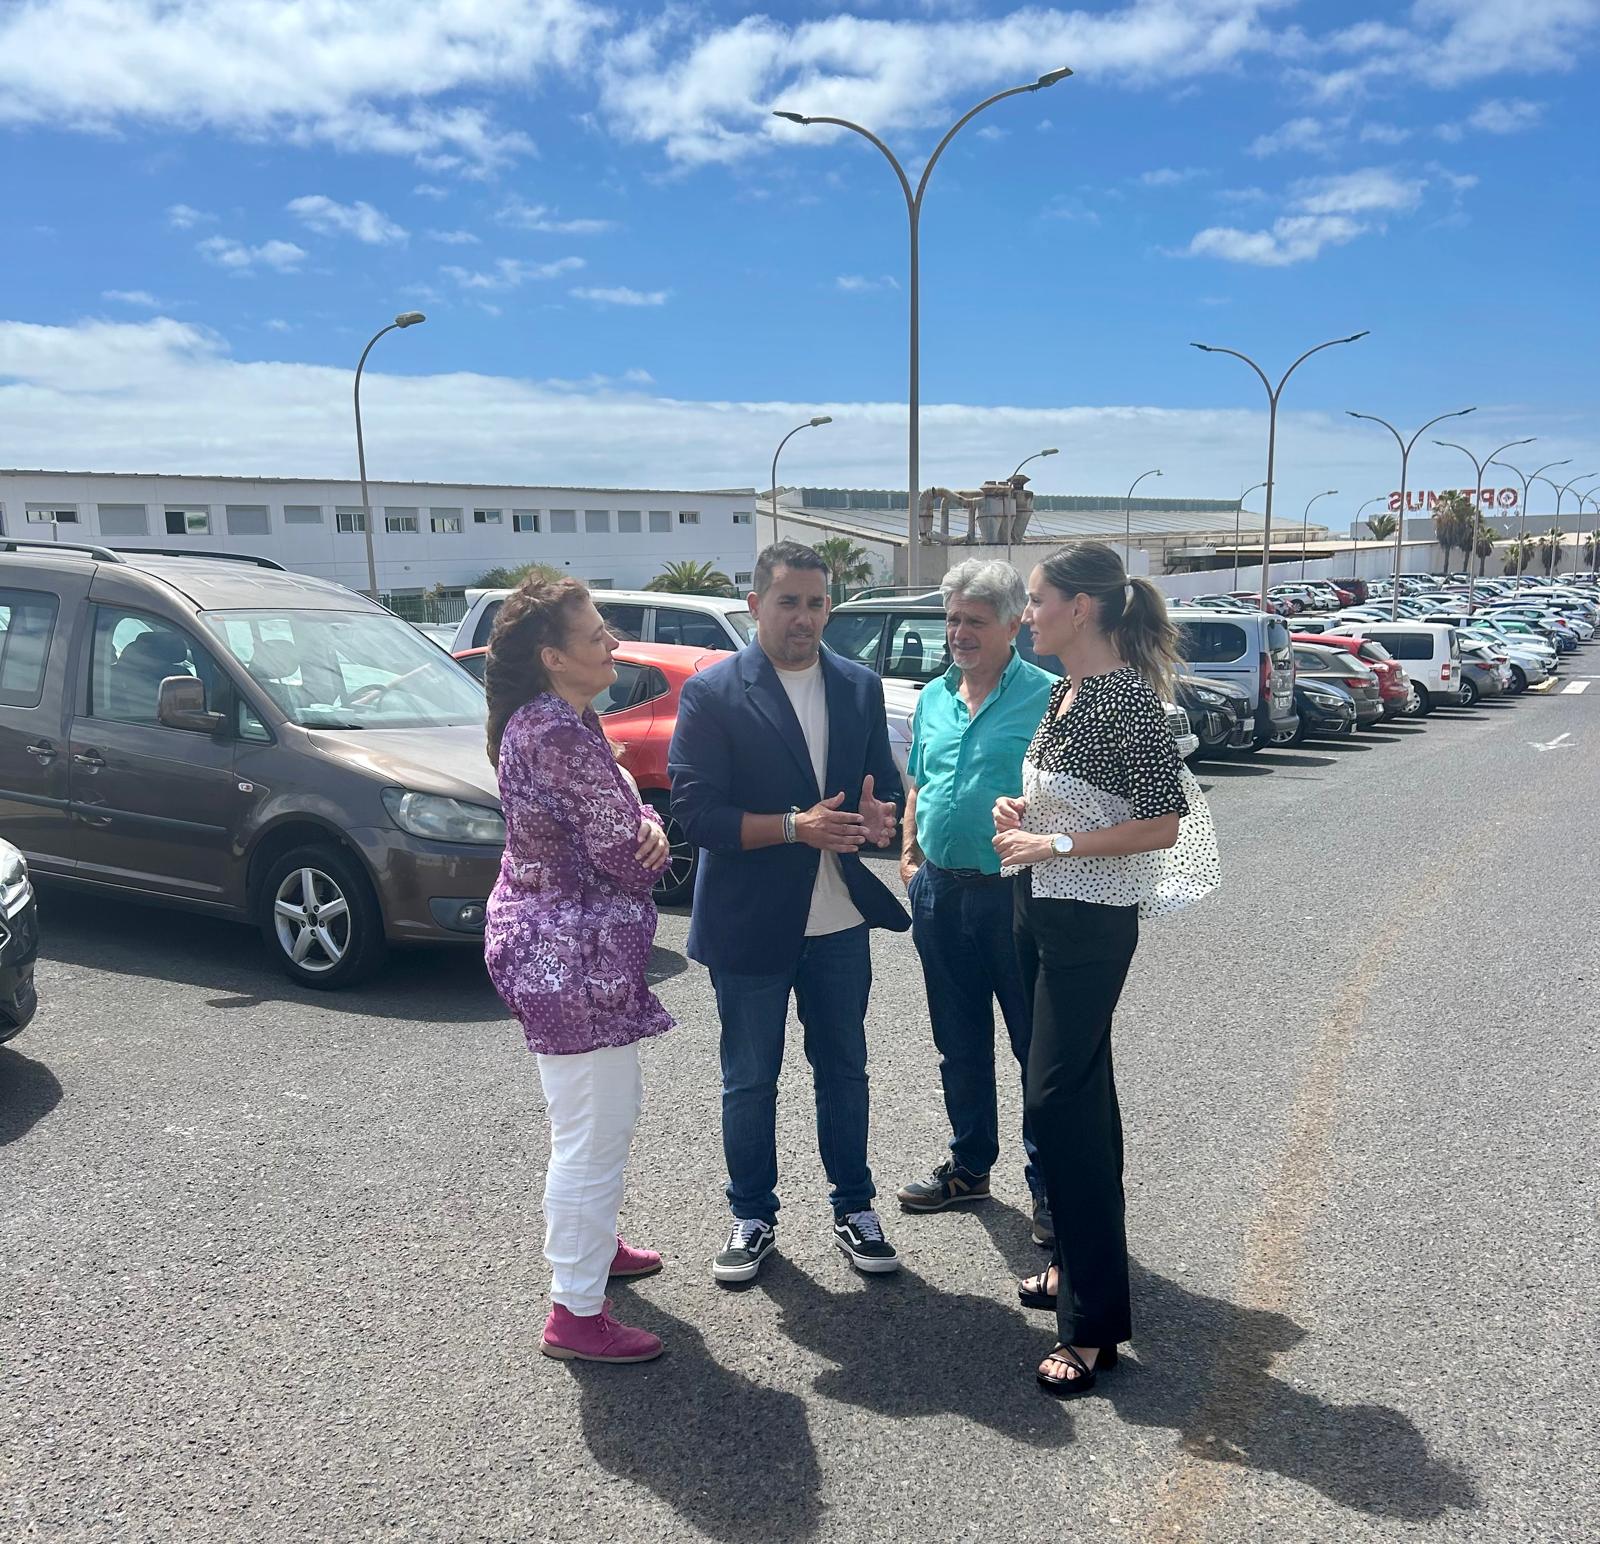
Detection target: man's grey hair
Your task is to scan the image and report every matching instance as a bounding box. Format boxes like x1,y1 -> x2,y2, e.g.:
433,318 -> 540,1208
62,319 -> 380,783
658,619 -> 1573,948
941,559 -> 1026,626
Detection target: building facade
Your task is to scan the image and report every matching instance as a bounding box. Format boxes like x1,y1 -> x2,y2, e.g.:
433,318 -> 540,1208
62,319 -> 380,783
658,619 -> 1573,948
0,469 -> 761,603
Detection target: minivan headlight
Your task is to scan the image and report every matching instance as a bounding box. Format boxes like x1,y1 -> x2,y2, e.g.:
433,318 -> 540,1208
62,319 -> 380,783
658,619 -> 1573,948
0,847 -> 32,919
383,790 -> 506,846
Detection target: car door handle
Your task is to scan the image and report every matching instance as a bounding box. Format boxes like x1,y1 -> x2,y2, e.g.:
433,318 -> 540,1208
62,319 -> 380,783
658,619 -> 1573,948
26,740 -> 58,762
73,750 -> 106,770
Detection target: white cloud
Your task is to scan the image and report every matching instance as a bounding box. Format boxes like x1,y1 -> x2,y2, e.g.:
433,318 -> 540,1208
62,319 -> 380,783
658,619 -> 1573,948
102,289 -> 164,307
427,229 -> 481,245
1185,214 -> 1366,267
498,198 -> 616,235
571,286 -> 668,306
287,195 -> 407,245
442,256 -> 585,290
197,236 -> 307,274
1290,168 -> 1425,216
1439,96 -> 1546,140
1248,116 -> 1342,158
1359,122 -> 1411,145
835,274 -> 900,292
166,203 -> 214,230
1139,166 -> 1207,187
0,0 -> 602,173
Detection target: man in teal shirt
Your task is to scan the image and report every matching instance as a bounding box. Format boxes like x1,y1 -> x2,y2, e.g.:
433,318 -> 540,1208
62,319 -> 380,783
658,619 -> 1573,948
895,559 -> 1058,1247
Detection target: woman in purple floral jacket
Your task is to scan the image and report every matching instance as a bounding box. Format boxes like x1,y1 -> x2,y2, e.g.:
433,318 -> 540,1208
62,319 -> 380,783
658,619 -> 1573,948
483,578 -> 673,1365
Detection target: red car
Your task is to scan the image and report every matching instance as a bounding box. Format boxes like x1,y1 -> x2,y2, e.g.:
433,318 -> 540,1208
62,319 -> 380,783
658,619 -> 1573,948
1292,632 -> 1409,716
454,641 -> 721,903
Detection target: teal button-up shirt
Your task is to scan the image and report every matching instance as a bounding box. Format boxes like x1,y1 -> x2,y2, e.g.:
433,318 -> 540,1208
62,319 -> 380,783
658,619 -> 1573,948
908,649 -> 1056,873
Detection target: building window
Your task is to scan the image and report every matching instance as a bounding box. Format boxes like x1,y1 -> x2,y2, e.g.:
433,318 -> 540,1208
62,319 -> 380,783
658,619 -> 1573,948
384,507 -> 420,534
678,511 -> 700,526
96,504 -> 148,536
430,508 -> 463,534
734,570 -> 753,587
617,510 -> 641,533
225,504 -> 270,536
585,509 -> 610,534
588,578 -> 614,590
336,507 -> 367,534
26,504 -> 78,525
473,508 -> 503,526
284,504 -> 323,525
165,507 -> 210,536
648,510 -> 671,533
513,511 -> 539,533
732,511 -> 753,525
550,510 -> 577,534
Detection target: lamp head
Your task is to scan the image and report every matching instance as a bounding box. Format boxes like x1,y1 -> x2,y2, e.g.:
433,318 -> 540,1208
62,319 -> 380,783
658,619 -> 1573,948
809,415 -> 832,427
1342,331 -> 1371,344
773,111 -> 809,125
395,311 -> 426,327
1035,66 -> 1073,88
1042,447 -> 1058,457
1191,342 -> 1214,352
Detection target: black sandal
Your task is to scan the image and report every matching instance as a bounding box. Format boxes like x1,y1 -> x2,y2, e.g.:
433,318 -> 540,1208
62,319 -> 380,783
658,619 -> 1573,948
1017,1268 -> 1057,1311
1036,1343 -> 1118,1398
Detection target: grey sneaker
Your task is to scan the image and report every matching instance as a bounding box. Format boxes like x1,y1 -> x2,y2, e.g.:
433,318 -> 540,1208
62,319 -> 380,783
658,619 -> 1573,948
1031,1195 -> 1055,1249
712,1218 -> 776,1284
832,1210 -> 900,1274
896,1159 -> 991,1213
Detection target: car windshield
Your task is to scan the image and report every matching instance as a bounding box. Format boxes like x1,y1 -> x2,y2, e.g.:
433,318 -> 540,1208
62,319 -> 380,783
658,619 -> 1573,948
723,609 -> 754,641
204,609 -> 487,730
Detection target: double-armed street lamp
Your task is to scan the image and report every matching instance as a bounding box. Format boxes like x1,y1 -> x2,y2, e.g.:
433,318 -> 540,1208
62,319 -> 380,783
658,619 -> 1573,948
1191,331 -> 1368,613
354,310 -> 427,599
770,416 -> 833,526
1123,468 -> 1161,571
1536,472 -> 1600,574
1346,406 -> 1476,619
774,66 -> 1073,587
1489,455 -> 1570,595
1300,489 -> 1338,581
1433,436 -> 1534,610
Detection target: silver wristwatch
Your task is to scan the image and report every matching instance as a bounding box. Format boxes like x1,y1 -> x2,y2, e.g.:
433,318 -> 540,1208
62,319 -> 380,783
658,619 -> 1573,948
1050,833 -> 1076,857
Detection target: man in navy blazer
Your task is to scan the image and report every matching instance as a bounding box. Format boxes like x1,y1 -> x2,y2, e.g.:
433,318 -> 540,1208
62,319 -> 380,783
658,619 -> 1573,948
669,541 -> 910,1284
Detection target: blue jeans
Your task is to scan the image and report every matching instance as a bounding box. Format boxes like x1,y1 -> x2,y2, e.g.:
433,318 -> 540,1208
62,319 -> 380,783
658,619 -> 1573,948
909,864 -> 1042,1197
711,924 -> 875,1225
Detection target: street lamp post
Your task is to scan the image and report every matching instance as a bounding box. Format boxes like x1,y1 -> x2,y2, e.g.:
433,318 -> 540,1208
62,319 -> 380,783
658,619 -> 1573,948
1346,406 -> 1476,619
1432,436 -> 1534,611
1489,457 -> 1571,596
774,66 -> 1071,588
1234,481 -> 1267,591
1299,488 -> 1338,581
1006,447 -> 1057,567
1192,331 -> 1369,614
1123,468 -> 1161,572
354,311 -> 426,599
1351,495 -> 1384,580
1539,472 -> 1600,575
770,415 -> 833,533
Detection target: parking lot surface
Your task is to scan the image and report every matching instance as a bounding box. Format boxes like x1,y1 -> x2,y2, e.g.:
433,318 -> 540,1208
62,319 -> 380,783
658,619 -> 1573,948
5,683 -> 1598,1543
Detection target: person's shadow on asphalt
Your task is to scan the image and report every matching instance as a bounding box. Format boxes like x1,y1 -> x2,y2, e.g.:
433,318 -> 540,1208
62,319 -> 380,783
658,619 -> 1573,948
565,1296 -> 824,1543
972,1205 -> 1479,1525
0,1045 -> 63,1146
758,1253 -> 1074,1448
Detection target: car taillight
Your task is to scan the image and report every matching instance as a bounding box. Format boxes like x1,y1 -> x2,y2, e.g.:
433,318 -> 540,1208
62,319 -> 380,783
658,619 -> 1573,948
1441,662 -> 1451,680
1261,654 -> 1273,696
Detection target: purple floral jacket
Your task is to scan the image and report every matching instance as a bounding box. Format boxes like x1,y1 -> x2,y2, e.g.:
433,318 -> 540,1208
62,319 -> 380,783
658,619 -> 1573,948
485,693 -> 674,1057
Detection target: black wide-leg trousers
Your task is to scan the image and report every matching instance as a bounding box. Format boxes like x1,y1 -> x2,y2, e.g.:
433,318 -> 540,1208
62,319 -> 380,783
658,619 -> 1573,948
1014,872 -> 1139,1349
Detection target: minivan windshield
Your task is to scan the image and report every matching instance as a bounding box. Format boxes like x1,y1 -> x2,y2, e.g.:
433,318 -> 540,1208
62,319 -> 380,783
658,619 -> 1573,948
204,609 -> 486,730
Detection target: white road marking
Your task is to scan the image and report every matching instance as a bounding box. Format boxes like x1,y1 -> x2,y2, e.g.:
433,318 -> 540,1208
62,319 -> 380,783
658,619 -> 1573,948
1561,680 -> 1590,694
1531,732 -> 1574,751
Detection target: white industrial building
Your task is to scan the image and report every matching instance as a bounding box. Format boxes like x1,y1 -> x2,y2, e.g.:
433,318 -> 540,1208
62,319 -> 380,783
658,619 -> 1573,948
0,469 -> 762,606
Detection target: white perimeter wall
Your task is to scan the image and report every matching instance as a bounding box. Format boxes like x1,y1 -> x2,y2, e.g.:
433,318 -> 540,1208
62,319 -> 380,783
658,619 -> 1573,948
0,471 -> 761,595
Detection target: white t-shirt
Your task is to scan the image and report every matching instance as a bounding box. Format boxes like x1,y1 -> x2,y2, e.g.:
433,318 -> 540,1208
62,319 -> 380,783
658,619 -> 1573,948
776,659 -> 866,937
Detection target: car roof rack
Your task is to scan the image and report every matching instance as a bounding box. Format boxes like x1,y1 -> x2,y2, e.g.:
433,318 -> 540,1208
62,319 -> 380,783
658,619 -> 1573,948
0,536 -> 124,561
114,547 -> 287,570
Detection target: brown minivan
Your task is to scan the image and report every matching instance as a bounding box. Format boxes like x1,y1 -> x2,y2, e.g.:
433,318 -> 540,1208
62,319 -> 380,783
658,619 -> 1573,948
0,541 -> 501,988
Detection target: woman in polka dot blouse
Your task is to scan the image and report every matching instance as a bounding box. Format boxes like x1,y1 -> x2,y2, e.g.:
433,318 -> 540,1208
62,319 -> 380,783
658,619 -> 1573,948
992,542 -> 1219,1398
483,578 -> 675,1365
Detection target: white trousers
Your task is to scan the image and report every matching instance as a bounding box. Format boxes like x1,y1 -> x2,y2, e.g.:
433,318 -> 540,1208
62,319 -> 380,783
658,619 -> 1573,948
536,1042 -> 643,1316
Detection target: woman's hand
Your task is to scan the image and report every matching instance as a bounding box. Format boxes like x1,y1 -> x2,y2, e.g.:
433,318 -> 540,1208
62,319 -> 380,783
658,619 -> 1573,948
635,817 -> 671,872
992,829 -> 1056,868
993,795 -> 1027,834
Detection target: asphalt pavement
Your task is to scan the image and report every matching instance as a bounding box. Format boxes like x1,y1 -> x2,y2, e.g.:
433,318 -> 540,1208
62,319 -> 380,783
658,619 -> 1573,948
4,674 -> 1598,1543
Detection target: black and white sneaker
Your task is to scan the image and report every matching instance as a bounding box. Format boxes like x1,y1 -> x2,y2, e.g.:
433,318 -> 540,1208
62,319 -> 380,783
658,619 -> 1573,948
712,1218 -> 776,1284
832,1210 -> 900,1274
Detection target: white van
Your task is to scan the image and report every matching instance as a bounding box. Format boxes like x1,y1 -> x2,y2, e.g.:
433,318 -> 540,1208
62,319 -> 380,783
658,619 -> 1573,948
1334,622 -> 1463,715
451,587 -> 753,654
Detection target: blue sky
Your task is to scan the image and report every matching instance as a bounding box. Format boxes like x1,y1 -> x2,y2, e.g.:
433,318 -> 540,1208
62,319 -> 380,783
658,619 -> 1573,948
1,0 -> 1597,526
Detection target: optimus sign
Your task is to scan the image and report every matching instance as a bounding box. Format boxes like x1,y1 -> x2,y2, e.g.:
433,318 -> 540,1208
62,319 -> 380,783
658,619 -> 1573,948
1387,488 -> 1519,512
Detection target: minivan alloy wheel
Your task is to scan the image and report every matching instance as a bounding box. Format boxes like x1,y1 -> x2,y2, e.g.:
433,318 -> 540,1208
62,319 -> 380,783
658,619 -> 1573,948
273,866 -> 351,972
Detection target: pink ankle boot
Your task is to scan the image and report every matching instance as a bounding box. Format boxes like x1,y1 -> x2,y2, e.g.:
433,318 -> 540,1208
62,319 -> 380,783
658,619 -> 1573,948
541,1302 -> 663,1364
608,1235 -> 663,1280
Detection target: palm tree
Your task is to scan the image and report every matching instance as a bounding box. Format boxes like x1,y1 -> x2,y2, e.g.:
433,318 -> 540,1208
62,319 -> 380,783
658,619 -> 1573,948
1472,517 -> 1498,577
1431,490 -> 1474,574
810,536 -> 875,601
1502,536 -> 1535,575
1366,511 -> 1399,542
1584,529 -> 1600,568
645,559 -> 736,596
1540,525 -> 1567,576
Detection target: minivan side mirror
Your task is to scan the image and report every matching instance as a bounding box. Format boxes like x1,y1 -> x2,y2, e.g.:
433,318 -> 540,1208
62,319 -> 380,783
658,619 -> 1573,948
158,675 -> 227,734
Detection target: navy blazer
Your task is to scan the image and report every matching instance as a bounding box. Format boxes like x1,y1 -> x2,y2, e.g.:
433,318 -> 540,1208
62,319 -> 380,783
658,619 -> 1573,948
668,642 -> 910,974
